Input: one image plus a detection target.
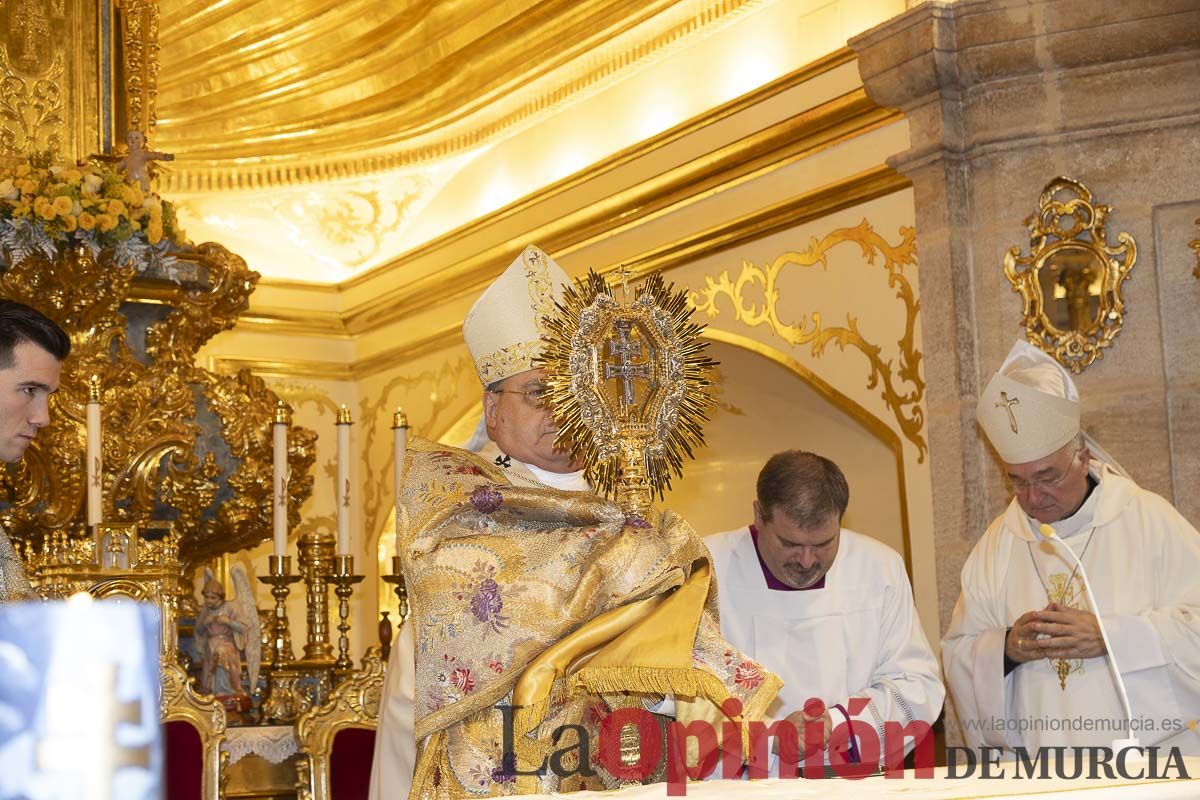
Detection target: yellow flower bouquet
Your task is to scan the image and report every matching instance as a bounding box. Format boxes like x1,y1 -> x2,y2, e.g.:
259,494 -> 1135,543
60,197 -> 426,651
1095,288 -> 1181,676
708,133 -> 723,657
0,151 -> 188,270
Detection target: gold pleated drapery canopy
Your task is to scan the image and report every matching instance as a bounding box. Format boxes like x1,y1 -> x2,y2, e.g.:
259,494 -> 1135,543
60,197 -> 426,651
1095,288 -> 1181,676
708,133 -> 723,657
156,0 -> 699,184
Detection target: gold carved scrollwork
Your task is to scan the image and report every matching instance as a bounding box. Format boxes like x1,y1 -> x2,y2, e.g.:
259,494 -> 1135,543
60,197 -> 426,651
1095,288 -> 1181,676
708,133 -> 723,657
0,243 -> 316,569
1189,219 -> 1199,280
0,50 -> 63,155
359,358 -> 472,544
689,220 -> 927,461
294,647 -> 384,800
1003,177 -> 1136,373
117,0 -> 161,136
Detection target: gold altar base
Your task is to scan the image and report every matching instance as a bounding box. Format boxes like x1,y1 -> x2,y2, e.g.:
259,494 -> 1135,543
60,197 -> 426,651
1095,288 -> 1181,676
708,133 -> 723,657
224,753 -> 298,800
31,522 -> 183,658
260,665 -> 332,725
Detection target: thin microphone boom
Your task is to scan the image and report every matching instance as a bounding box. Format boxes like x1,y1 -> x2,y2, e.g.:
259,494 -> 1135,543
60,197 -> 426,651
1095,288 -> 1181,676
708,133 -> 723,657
1037,523 -> 1139,751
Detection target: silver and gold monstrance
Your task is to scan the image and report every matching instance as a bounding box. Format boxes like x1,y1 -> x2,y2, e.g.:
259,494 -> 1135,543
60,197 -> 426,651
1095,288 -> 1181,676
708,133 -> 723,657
538,269 -> 717,517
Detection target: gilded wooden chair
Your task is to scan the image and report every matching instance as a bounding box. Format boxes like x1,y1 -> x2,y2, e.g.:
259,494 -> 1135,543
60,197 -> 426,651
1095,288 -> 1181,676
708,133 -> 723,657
85,570 -> 228,800
161,660 -> 229,800
294,648 -> 385,800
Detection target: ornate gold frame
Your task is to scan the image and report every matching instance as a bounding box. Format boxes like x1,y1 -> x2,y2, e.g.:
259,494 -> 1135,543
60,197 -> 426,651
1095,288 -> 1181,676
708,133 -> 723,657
160,660 -> 228,800
293,647 -> 385,800
1003,177 -> 1137,373
1190,218 -> 1199,279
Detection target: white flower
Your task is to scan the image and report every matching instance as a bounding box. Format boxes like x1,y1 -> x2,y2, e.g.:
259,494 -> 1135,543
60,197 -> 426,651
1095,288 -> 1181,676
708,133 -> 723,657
82,174 -> 103,195
0,179 -> 16,201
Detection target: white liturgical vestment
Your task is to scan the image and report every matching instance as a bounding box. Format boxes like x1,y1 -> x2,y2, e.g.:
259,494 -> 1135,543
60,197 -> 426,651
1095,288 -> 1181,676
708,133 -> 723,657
942,463 -> 1200,754
705,526 -> 943,765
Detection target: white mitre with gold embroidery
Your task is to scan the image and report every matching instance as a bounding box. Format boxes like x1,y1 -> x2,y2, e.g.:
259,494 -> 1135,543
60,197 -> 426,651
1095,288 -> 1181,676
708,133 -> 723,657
463,244 -> 571,386
976,340 -> 1080,464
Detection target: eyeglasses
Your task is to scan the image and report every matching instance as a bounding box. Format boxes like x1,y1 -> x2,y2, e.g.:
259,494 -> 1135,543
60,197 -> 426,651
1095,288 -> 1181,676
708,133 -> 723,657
488,384 -> 550,409
1008,450 -> 1083,492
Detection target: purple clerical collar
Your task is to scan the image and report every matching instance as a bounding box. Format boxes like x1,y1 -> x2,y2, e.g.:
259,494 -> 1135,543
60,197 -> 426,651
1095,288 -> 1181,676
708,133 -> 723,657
748,525 -> 826,591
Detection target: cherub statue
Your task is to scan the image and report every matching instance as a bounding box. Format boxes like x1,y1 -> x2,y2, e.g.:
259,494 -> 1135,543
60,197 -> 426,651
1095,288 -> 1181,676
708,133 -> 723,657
194,565 -> 261,699
115,129 -> 173,192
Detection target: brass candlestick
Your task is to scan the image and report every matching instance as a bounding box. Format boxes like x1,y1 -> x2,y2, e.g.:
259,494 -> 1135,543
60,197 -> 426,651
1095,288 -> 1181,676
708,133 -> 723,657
259,555 -> 301,666
328,555 -> 364,676
382,556 -> 409,625
259,555 -> 315,723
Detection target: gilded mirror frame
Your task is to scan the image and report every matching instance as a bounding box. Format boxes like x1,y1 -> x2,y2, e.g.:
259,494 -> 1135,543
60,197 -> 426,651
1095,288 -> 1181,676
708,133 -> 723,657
1003,177 -> 1136,373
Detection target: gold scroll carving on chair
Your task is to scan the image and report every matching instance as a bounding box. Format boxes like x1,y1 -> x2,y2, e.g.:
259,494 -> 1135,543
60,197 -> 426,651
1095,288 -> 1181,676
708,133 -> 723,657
1004,177 -> 1137,373
294,647 -> 384,800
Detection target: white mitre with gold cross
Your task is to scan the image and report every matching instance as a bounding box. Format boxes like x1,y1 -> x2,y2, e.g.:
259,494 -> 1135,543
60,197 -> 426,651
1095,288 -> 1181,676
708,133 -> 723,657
463,244 -> 572,386
976,340 -> 1081,464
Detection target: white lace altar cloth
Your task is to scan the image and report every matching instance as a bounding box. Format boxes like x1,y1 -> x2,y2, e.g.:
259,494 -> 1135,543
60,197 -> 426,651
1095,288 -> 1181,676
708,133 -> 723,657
221,725 -> 299,766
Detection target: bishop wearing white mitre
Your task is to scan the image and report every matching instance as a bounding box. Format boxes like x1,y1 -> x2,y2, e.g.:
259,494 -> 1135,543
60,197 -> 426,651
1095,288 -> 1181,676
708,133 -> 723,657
368,247 -> 589,800
943,340 -> 1200,755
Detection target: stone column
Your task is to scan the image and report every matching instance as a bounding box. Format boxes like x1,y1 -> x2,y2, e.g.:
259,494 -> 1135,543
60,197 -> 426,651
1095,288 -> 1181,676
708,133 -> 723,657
849,0 -> 1200,634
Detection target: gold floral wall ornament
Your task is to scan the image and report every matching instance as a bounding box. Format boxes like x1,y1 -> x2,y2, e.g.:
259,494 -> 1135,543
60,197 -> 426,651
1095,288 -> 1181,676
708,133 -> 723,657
359,357 -> 474,545
1003,177 -> 1137,373
0,50 -> 65,155
690,220 -> 927,461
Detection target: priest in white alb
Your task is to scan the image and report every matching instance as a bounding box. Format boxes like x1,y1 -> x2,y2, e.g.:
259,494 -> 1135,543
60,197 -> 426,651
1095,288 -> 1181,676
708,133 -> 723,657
706,450 -> 943,772
942,340 -> 1200,755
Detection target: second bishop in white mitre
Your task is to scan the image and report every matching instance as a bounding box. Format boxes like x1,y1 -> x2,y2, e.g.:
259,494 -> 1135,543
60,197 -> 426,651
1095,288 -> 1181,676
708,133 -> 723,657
942,341 -> 1200,755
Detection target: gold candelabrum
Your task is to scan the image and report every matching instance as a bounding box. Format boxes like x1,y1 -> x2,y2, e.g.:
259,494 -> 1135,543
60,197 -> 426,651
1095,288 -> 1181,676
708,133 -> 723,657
259,555 -> 301,668
256,526 -> 368,722
381,408 -> 411,632
258,554 -> 329,724
298,530 -> 337,665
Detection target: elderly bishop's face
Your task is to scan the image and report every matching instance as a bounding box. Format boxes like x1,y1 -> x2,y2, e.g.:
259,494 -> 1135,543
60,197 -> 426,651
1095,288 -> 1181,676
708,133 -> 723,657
1005,441 -> 1091,524
483,369 -> 579,473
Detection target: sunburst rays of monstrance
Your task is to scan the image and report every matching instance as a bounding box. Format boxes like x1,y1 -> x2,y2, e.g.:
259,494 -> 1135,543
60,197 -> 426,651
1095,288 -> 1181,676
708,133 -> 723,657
537,270 -> 717,517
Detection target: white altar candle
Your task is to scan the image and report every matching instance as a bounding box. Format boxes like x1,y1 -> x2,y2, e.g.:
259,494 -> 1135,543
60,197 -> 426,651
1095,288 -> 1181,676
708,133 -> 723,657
86,376 -> 102,526
336,405 -> 352,556
272,402 -> 290,558
393,408 -> 409,555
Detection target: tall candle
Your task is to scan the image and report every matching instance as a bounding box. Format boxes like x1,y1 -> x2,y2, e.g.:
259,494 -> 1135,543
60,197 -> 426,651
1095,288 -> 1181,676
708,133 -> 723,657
393,408 -> 409,555
336,405 -> 352,556
86,375 -> 102,526
272,401 -> 290,558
